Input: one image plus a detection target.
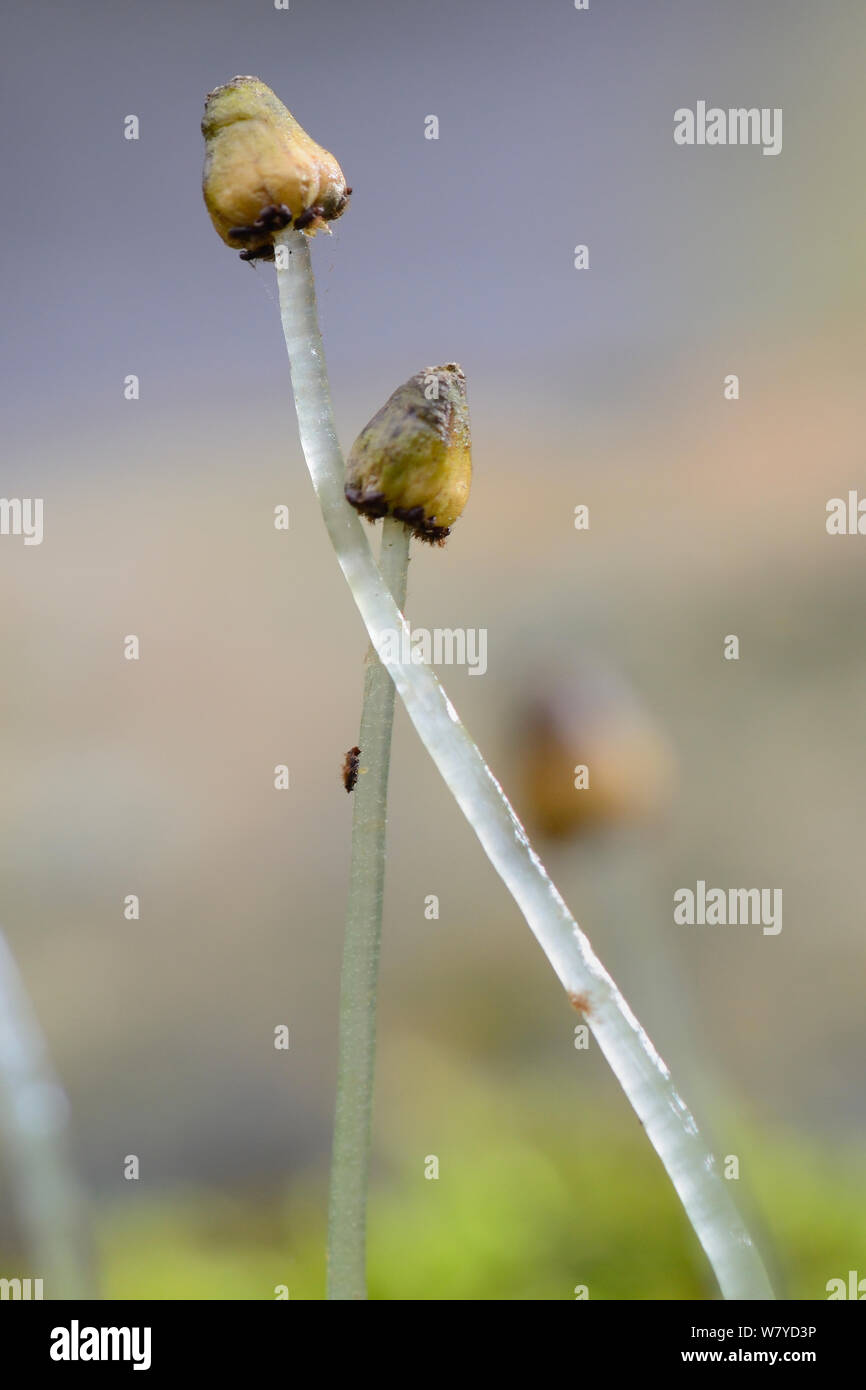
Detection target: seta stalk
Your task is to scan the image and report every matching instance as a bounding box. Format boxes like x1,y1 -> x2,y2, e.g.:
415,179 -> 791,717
273,226 -> 774,1301
327,517 -> 411,1300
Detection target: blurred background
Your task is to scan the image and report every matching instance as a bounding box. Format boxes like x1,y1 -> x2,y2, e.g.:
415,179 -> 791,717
0,0 -> 864,1298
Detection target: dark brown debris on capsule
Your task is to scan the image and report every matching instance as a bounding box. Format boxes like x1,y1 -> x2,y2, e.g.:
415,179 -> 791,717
392,504 -> 451,545
344,488 -> 451,545
342,746 -> 361,793
344,488 -> 389,520
229,202 -> 292,261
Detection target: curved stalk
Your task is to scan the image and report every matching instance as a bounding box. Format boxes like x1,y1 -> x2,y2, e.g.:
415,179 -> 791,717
328,517 -> 410,1300
274,228 -> 773,1301
0,929 -> 92,1297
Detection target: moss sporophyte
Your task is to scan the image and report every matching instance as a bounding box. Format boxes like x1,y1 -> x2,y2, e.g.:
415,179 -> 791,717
345,366 -> 471,544
202,75 -> 775,1302
202,76 -> 351,261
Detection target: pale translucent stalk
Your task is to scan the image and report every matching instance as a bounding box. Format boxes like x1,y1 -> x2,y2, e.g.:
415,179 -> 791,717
0,930 -> 92,1297
328,517 -> 410,1300
274,228 -> 773,1300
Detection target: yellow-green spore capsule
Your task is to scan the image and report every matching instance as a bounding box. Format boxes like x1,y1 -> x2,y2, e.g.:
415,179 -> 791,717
202,75 -> 351,260
344,365 -> 471,544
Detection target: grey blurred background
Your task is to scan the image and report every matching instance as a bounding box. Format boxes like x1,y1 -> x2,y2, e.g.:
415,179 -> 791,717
0,0 -> 864,1281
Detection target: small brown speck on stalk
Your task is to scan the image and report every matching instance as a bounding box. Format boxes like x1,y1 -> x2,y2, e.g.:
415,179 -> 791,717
568,991 -> 592,1016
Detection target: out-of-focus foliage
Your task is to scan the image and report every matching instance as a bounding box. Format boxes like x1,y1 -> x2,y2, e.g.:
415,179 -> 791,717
93,1057 -> 865,1301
